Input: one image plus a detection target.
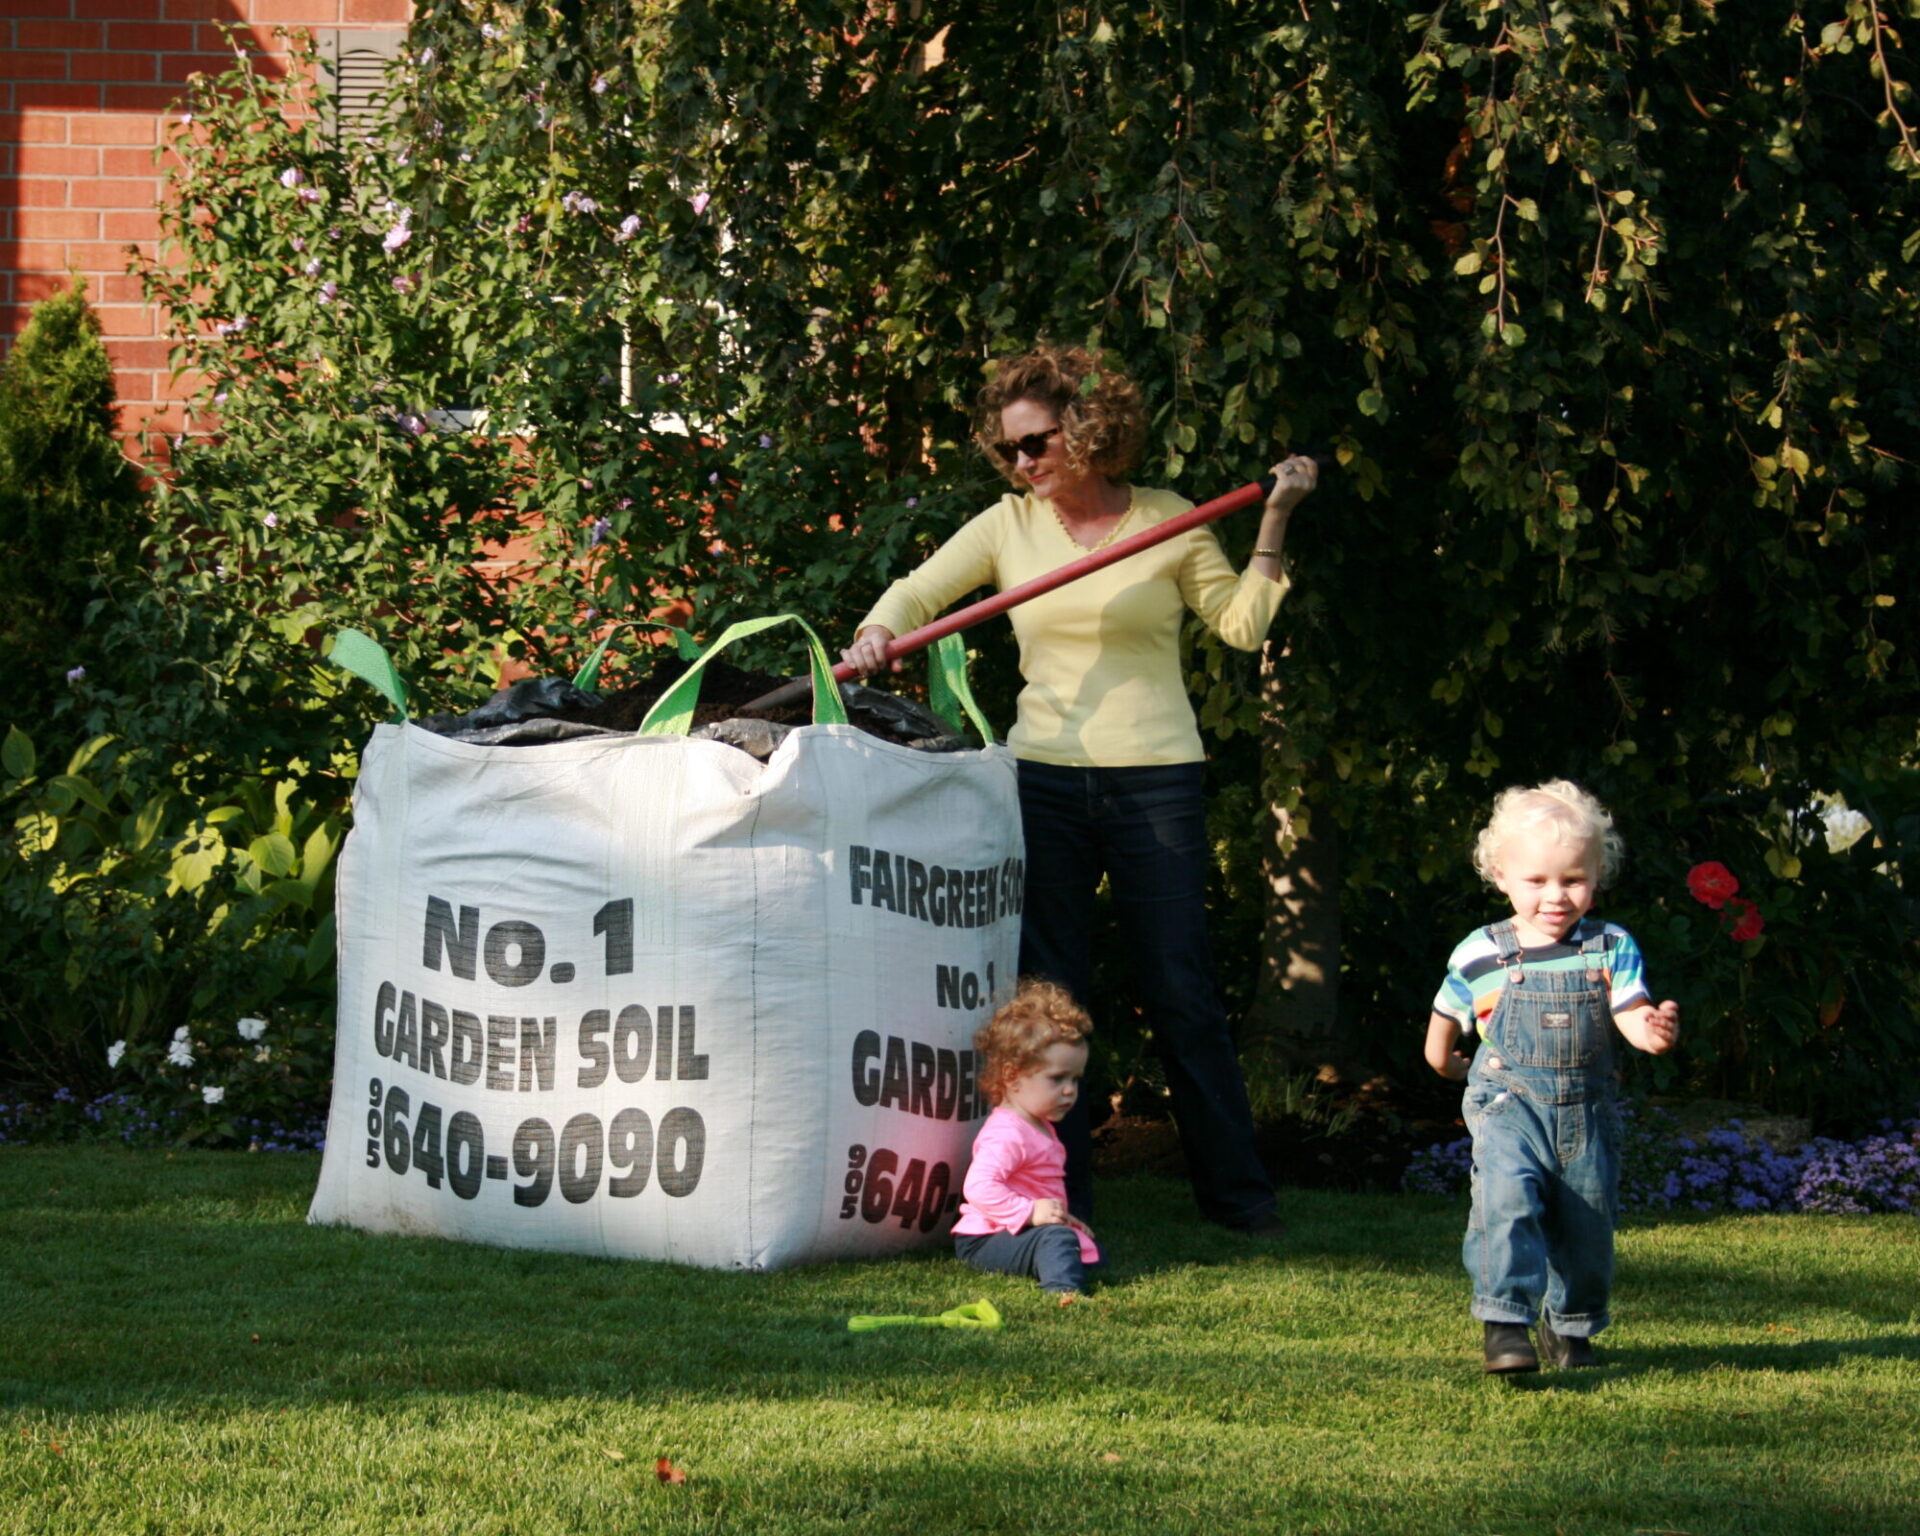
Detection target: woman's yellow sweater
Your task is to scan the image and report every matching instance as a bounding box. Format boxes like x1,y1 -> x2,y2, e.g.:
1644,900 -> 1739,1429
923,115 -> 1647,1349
858,487 -> 1288,767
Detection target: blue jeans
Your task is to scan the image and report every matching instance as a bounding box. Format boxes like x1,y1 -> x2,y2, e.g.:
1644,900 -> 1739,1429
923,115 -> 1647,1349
1016,760 -> 1276,1227
1464,922 -> 1619,1336
954,1225 -> 1091,1294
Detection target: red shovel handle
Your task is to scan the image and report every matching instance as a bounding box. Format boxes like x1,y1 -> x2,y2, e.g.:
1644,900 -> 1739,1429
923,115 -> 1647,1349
738,473 -> 1279,716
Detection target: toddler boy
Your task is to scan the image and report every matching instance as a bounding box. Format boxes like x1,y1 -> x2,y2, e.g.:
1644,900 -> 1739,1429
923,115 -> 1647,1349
1426,780 -> 1680,1373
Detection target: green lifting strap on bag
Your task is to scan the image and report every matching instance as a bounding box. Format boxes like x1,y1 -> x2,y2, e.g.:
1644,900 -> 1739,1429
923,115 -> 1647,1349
846,1298 -> 1003,1333
571,622 -> 702,694
326,630 -> 409,721
638,614 -> 848,735
926,633 -> 994,744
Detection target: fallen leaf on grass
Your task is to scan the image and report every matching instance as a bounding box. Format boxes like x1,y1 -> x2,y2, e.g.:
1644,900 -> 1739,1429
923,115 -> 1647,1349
1101,1453 -> 1122,1464
656,1457 -> 687,1484
602,1449 -> 626,1462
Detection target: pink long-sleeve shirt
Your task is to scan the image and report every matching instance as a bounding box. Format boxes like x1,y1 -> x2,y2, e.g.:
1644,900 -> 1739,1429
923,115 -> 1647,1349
952,1106 -> 1101,1264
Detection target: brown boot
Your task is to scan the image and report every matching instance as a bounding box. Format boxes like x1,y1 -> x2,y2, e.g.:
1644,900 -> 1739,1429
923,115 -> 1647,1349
1538,1319 -> 1599,1368
1483,1322 -> 1539,1374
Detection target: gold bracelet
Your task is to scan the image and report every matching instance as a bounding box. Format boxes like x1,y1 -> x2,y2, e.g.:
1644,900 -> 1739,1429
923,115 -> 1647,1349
1253,547 -> 1284,558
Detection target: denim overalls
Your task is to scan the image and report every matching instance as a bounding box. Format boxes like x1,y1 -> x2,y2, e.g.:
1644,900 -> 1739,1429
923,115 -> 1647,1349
1463,919 -> 1620,1337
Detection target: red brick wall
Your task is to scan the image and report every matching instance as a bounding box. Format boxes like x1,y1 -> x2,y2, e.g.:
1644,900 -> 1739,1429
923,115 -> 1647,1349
1,0 -> 411,453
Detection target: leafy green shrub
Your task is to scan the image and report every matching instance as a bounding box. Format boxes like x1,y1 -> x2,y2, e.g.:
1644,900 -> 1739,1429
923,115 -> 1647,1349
1611,779 -> 1920,1128
0,725 -> 340,1110
106,7 -> 1920,1131
0,278 -> 147,726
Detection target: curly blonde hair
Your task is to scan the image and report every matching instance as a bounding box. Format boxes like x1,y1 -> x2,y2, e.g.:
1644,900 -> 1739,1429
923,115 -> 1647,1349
973,979 -> 1093,1105
1473,779 -> 1625,889
976,344 -> 1148,483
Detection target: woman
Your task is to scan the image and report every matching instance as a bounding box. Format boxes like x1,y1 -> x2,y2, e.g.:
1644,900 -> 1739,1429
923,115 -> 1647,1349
843,345 -> 1316,1231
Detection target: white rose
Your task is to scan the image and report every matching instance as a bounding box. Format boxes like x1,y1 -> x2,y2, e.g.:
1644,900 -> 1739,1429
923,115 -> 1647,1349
1823,805 -> 1871,855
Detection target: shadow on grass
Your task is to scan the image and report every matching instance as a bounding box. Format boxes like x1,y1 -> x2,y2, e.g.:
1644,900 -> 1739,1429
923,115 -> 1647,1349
1494,1326 -> 1920,1400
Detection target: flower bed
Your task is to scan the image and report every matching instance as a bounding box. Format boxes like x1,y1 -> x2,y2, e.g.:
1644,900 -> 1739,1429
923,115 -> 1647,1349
1404,1100 -> 1920,1214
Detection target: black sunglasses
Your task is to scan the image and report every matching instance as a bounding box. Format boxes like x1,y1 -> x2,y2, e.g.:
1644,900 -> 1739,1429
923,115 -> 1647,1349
989,425 -> 1062,464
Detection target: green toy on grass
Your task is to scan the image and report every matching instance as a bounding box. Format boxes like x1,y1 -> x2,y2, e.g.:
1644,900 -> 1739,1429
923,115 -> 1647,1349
846,1299 -> 1003,1333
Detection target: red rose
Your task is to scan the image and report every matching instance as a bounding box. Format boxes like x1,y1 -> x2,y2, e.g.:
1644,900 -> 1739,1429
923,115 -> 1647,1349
1686,861 -> 1741,909
1726,897 -> 1766,943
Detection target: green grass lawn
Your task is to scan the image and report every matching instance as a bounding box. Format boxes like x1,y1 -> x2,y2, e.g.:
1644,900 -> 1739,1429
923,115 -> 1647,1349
3,1148 -> 1916,1535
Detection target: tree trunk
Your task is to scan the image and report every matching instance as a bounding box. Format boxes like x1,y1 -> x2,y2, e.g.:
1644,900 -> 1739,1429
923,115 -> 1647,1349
1240,643 -> 1351,1080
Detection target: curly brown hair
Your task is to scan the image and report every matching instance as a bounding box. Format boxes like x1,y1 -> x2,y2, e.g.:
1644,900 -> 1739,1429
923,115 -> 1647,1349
973,979 -> 1093,1105
976,344 -> 1148,483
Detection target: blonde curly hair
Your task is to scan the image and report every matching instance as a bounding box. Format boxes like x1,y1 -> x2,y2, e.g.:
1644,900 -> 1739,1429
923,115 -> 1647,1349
976,344 -> 1147,483
1473,779 -> 1625,889
973,979 -> 1093,1105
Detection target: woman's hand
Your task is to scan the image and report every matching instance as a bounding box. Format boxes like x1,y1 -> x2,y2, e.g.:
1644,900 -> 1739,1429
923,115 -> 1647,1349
841,625 -> 899,677
1265,453 -> 1319,516
1249,454 -> 1317,580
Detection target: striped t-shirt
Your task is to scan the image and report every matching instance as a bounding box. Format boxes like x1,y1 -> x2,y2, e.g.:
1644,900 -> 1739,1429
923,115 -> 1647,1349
1432,919 -> 1652,1037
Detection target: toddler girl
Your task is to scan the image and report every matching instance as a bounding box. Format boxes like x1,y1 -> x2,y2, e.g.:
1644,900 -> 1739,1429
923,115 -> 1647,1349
952,980 -> 1102,1304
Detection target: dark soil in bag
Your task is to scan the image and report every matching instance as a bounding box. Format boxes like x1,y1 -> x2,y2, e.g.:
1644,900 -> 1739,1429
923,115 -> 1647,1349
417,653 -> 969,758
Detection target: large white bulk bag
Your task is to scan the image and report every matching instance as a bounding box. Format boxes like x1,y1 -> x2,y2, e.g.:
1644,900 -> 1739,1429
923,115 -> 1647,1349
308,621 -> 1021,1271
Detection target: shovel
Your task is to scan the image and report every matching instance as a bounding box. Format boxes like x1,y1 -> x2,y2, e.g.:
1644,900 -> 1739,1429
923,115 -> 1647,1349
737,470 -> 1286,717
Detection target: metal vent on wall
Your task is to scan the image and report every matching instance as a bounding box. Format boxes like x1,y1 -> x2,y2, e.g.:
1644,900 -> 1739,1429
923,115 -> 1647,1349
315,28 -> 407,142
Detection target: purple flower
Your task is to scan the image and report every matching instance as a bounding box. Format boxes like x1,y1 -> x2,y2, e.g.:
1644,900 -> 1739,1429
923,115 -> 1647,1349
319,282 -> 338,304
397,413 -> 427,437
263,512 -> 278,528
615,214 -> 643,243
515,213 -> 534,234
417,46 -> 434,65
213,391 -> 227,405
391,273 -> 415,293
589,517 -> 612,546
65,666 -> 86,683
383,218 -> 412,252
304,257 -> 321,275
905,496 -> 919,508
290,236 -> 305,252
328,226 -> 342,240
279,167 -> 302,188
482,23 -> 500,40
214,315 -> 248,337
758,433 -> 773,449
708,471 -> 720,484
592,74 -> 609,95
562,190 -> 599,215
616,497 -> 632,510
298,187 -> 323,205
689,190 -> 712,216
